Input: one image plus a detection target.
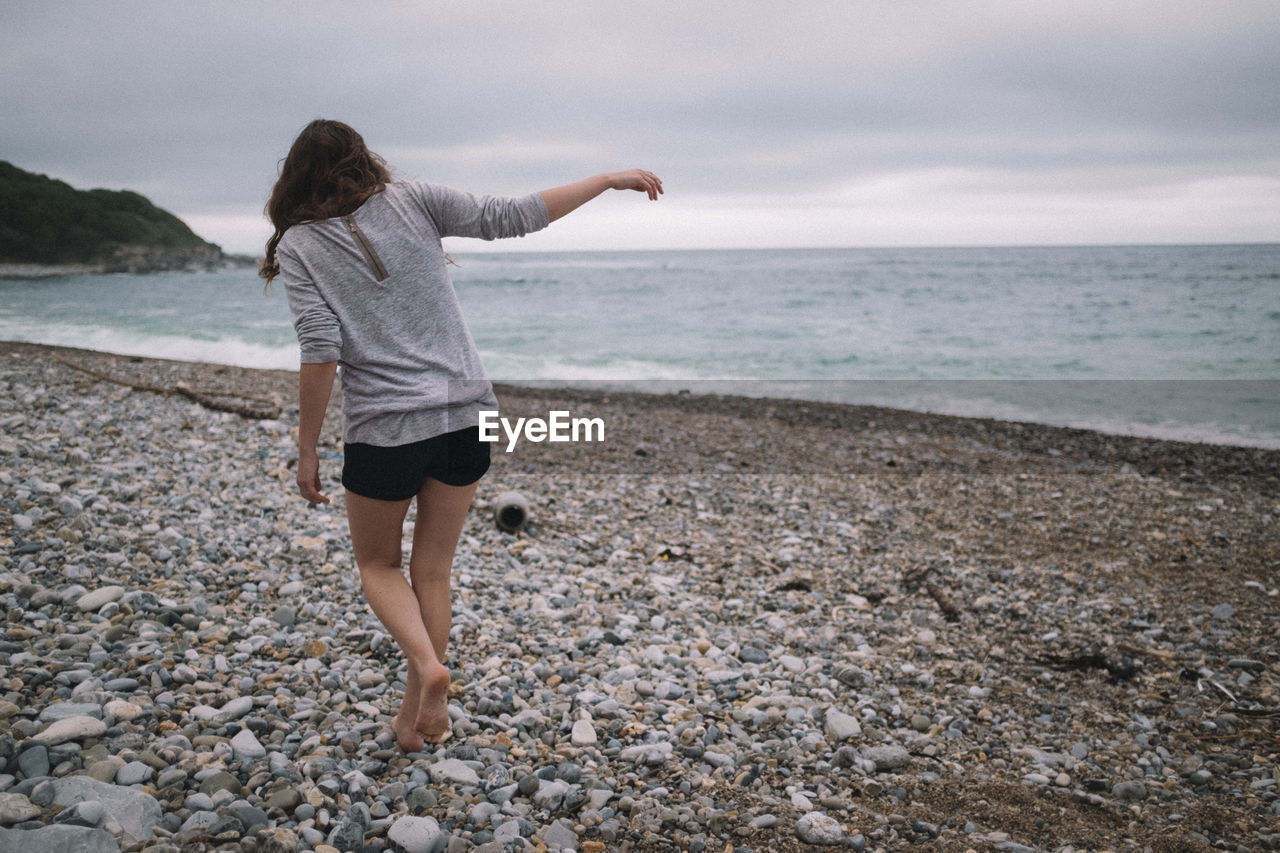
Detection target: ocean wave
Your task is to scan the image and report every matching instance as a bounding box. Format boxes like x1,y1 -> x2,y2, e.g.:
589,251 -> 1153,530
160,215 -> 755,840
0,321 -> 299,370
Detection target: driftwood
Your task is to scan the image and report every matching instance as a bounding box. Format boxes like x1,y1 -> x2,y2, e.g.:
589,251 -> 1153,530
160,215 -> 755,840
52,354 -> 281,420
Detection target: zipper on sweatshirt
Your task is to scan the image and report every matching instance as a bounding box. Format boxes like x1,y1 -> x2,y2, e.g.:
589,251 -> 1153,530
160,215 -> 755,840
341,214 -> 390,281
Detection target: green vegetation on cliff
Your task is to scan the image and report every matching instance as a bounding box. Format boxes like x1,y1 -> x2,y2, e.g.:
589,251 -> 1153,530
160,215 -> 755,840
0,160 -> 221,266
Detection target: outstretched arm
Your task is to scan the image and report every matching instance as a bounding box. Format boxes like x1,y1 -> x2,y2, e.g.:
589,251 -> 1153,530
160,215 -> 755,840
539,170 -> 663,222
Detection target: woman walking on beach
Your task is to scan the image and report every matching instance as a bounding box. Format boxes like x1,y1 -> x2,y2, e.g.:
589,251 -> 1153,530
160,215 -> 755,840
261,119 -> 662,750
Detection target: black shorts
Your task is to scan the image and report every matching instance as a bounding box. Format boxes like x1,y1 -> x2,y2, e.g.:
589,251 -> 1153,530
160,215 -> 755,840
341,426 -> 491,501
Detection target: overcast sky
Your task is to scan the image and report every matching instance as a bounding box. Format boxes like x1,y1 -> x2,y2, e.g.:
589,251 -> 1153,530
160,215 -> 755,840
4,1 -> 1279,255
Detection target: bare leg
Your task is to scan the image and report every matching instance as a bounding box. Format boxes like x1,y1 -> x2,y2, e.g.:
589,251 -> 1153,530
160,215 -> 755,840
345,491 -> 442,752
401,478 -> 478,740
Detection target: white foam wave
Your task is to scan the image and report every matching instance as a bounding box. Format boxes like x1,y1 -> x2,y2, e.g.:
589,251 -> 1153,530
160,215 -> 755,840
0,321 -> 300,371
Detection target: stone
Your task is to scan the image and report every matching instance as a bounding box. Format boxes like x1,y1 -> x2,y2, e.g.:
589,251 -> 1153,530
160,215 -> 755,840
265,788 -> 302,812
198,771 -> 243,797
213,696 -> 254,723
387,815 -> 447,853
542,817 -> 578,851
0,792 -> 42,825
53,799 -> 105,827
179,810 -> 222,834
427,758 -> 479,787
258,827 -> 302,853
532,779 -> 570,811
18,744 -> 51,779
824,708 -> 862,740
570,719 -> 597,746
49,776 -> 161,840
31,716 -> 107,746
1113,780 -> 1147,802
76,586 -> 125,612
231,727 -> 267,761
619,742 -> 673,764
86,759 -> 124,783
327,818 -> 365,852
103,701 -> 142,724
0,824 -> 120,853
38,703 -> 103,723
795,811 -> 844,845
115,761 -> 153,786
861,745 -> 911,772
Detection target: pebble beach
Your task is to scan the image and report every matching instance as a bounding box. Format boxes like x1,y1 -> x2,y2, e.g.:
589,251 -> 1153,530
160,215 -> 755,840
1,340 -> 1278,853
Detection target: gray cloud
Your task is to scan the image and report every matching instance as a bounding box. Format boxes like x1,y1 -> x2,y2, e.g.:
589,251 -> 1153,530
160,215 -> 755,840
3,1 -> 1278,252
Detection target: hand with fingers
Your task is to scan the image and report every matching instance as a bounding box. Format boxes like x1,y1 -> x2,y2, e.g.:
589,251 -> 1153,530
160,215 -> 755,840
296,451 -> 330,505
607,169 -> 664,200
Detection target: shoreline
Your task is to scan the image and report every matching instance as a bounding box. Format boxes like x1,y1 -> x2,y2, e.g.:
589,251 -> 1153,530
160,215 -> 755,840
0,256 -> 259,279
4,337 -> 1280,453
1,339 -> 1278,850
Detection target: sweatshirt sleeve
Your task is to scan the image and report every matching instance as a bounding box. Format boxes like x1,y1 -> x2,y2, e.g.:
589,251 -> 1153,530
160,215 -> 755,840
414,183 -> 550,241
279,243 -> 343,364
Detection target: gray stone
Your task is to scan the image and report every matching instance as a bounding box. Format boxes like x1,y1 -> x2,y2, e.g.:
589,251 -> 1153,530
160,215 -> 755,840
0,824 -> 120,853
76,586 -> 125,612
179,810 -> 221,834
542,817 -> 578,851
198,771 -> 242,796
114,761 -> 153,786
427,758 -> 479,787
231,728 -> 267,761
50,776 -> 161,840
213,696 -> 254,723
824,708 -> 862,740
327,818 -> 365,852
1112,780 -> 1147,802
861,745 -> 911,772
37,703 -> 103,723
570,719 -> 597,746
257,827 -> 301,853
31,716 -> 107,746
229,802 -> 270,833
185,792 -> 215,811
619,741 -> 673,764
18,744 -> 51,779
387,815 -> 448,853
532,779 -> 570,811
53,800 -> 105,827
795,811 -> 844,845
0,792 -> 42,824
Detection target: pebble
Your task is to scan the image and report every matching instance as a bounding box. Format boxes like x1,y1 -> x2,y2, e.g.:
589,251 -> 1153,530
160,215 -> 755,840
0,345 -> 1273,850
862,745 -> 911,772
795,811 -> 845,845
0,792 -> 42,824
230,727 -> 267,760
824,708 -> 862,740
427,759 -> 480,787
570,718 -> 598,745
30,715 -> 107,745
387,815 -> 447,853
115,760 -> 153,786
75,585 -> 124,612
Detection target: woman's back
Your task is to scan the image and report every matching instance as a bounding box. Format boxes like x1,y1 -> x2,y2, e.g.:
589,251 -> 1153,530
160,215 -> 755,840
277,182 -> 549,445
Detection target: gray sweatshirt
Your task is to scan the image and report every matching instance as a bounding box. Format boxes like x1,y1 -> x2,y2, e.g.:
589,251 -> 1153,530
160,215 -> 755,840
278,182 -> 549,445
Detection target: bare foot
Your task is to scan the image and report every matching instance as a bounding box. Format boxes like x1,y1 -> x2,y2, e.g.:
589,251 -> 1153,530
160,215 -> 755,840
415,663 -> 452,743
392,712 -> 425,752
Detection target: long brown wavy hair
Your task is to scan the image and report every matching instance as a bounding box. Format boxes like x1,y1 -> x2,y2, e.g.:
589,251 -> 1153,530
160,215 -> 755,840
259,119 -> 391,286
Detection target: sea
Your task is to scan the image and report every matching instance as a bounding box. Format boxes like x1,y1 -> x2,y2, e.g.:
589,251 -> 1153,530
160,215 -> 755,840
2,244 -> 1278,449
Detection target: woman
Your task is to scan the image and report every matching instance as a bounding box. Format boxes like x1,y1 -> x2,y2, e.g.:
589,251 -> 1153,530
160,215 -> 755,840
261,119 -> 662,750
